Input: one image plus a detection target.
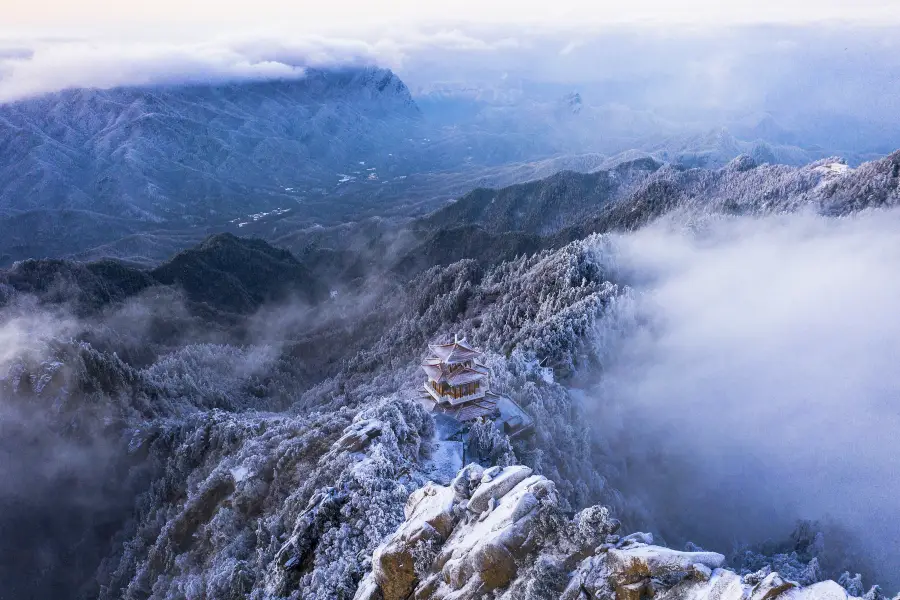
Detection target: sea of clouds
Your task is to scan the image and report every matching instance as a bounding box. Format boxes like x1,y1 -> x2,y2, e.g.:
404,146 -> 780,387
586,209 -> 900,588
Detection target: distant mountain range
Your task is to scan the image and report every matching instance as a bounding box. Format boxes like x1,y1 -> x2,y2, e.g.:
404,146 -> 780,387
0,66 -> 895,266
137,150 -> 900,287
11,148 -> 896,323
411,83 -> 873,167
0,67 -> 420,222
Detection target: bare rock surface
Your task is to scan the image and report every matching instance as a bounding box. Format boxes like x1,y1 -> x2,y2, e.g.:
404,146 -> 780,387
564,541 -> 863,600
362,463 -> 618,600
361,464 -> 874,600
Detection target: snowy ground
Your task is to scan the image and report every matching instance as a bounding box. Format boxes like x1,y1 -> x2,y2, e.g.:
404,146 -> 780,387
423,413 -> 466,484
815,162 -> 852,176
423,440 -> 464,484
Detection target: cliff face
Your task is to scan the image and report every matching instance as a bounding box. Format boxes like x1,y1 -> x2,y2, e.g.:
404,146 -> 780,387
358,465 -> 879,600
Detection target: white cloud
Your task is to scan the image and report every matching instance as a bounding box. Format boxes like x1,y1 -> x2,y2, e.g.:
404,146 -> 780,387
0,37 -> 378,103
587,209 -> 900,587
0,29 -> 528,102
1,24 -> 899,137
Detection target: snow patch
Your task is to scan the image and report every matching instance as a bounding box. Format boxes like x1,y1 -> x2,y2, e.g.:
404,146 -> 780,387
230,466 -> 250,482
815,162 -> 852,176
423,440 -> 464,485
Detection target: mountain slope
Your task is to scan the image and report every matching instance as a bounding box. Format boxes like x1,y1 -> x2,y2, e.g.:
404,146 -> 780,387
150,233 -> 327,313
421,158 -> 661,235
3,152 -> 900,598
0,209 -> 155,266
0,233 -> 331,318
419,152 -> 900,244
0,67 -> 421,223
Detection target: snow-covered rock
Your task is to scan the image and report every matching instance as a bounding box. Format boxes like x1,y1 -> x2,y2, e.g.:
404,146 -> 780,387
466,464 -> 533,513
333,419 -> 383,453
361,466 -> 873,600
605,544 -> 726,586
362,464 -> 618,600
564,541 -> 865,600
369,482 -> 457,600
435,473 -> 552,593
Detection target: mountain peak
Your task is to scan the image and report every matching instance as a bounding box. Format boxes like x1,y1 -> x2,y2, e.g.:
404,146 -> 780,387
726,154 -> 759,172
150,233 -> 324,314
0,65 -> 422,232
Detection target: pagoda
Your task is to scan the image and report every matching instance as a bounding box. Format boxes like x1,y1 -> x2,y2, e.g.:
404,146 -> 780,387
420,336 -> 533,436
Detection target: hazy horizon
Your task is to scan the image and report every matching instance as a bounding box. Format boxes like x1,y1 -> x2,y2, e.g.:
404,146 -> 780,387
2,23 -> 900,154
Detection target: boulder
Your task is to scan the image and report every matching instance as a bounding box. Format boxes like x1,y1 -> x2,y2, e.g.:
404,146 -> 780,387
450,463 -> 484,502
655,568 -> 747,600
750,573 -> 799,600
565,541 -> 728,600
783,581 -> 856,600
333,420 -> 382,453
562,555 -> 613,600
439,474 -> 550,593
404,482 -> 457,537
353,573 -> 383,600
365,465 -> 562,600
466,465 -> 533,513
606,544 -> 726,586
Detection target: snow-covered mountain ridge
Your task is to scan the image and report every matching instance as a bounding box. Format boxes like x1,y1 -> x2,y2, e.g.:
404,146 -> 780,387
4,207 -> 899,598
3,66 -> 888,267
1,139 -> 900,598
421,151 -> 900,243
0,66 -> 420,222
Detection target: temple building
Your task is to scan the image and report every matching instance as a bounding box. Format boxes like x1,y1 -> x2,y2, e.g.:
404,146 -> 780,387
420,336 -> 533,437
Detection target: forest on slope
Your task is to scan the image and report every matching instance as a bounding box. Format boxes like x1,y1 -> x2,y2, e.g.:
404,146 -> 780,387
1,147 -> 899,598
1,61 -> 869,268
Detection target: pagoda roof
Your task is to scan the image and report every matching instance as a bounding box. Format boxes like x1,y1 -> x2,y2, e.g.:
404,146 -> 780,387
422,361 -> 488,385
446,366 -> 488,385
422,363 -> 444,382
428,337 -> 481,364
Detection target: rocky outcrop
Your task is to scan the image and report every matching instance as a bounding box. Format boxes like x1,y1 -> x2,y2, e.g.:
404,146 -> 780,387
563,536 -> 727,600
332,419 -> 383,453
356,463 -> 620,600
562,536 -> 868,600
359,465 -> 877,600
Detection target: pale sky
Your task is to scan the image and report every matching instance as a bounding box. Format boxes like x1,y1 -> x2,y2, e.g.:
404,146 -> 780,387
2,0 -> 899,107
4,0 -> 900,32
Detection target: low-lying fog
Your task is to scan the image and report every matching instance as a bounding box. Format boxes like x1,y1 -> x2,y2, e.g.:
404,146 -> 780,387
586,209 -> 900,588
